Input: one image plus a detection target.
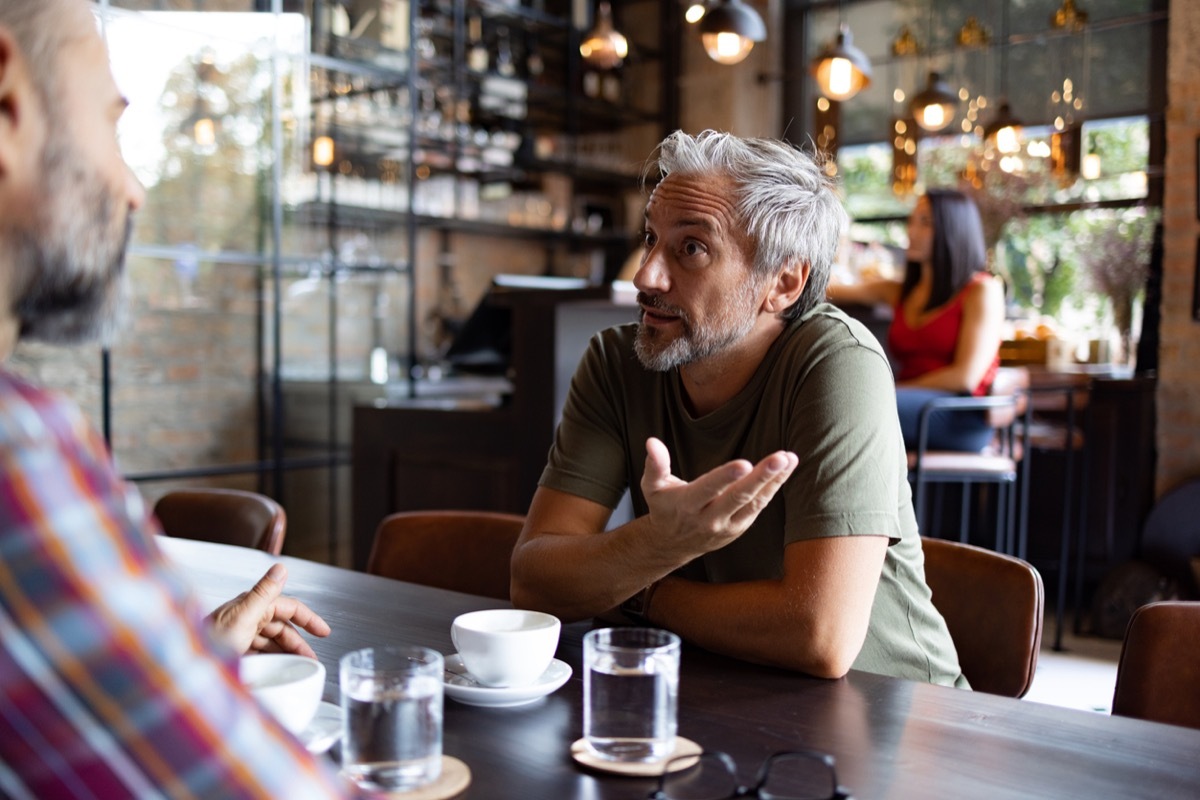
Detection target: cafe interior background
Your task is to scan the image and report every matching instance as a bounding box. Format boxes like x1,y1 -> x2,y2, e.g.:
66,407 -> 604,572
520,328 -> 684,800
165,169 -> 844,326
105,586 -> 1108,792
14,1 -> 1197,627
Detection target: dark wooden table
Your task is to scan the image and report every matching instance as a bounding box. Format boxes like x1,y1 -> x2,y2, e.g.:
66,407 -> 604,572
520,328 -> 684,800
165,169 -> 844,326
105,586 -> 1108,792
161,537 -> 1200,800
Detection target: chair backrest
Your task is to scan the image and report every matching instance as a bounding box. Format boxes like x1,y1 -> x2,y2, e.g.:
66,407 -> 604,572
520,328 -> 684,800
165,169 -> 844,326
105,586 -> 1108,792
921,536 -> 1044,697
153,488 -> 287,555
1111,601 -> 1200,729
365,510 -> 525,600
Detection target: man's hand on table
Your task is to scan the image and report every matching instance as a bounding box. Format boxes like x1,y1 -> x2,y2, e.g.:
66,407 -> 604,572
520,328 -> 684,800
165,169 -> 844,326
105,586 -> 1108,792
207,563 -> 332,657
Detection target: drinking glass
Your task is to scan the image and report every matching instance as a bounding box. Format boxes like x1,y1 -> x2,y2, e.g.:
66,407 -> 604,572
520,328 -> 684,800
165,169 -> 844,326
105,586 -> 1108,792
340,646 -> 443,791
583,627 -> 680,762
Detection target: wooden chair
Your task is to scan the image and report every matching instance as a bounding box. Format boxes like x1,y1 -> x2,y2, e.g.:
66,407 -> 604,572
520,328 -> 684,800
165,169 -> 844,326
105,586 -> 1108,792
921,536 -> 1044,698
1111,601 -> 1200,729
910,366 -> 1031,557
365,510 -> 525,600
153,488 -> 287,555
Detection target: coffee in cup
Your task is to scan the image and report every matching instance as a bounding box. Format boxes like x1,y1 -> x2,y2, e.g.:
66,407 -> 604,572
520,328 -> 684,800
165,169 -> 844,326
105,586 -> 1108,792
451,609 -> 560,688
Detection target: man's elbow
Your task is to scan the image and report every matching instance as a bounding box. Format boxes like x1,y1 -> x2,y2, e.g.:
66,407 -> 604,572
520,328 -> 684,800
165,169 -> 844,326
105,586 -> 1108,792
778,634 -> 861,679
804,651 -> 856,680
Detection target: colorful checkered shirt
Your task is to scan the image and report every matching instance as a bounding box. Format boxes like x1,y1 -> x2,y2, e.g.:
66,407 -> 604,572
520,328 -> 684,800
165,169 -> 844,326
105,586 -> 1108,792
0,371 -> 353,798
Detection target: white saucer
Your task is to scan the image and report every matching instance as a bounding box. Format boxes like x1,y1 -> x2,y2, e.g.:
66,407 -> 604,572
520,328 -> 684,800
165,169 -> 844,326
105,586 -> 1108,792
299,701 -> 343,754
443,654 -> 572,708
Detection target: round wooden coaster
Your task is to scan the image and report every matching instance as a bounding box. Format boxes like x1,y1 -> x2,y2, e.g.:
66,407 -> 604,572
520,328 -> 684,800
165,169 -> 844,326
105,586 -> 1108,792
352,755 -> 471,799
569,737 -> 702,776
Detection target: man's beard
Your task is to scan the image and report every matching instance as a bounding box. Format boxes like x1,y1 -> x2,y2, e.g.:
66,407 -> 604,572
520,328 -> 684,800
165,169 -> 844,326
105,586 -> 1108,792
10,129 -> 131,346
633,281 -> 760,372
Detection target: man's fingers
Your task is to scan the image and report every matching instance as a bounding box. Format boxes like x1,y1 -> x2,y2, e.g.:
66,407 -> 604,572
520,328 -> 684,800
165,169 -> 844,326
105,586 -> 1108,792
244,563 -> 287,615
269,622 -> 316,658
642,437 -> 672,487
271,596 -> 332,638
717,451 -> 798,526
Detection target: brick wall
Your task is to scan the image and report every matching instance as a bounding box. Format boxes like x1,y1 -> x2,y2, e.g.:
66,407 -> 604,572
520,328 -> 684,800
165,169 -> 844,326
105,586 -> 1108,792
1158,0 -> 1200,497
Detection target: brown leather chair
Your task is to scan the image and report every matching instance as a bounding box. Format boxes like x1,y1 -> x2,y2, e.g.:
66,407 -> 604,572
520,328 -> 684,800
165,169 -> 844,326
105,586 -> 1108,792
1111,601 -> 1200,729
365,510 -> 525,600
921,535 -> 1044,698
153,488 -> 287,555
910,366 -> 1031,557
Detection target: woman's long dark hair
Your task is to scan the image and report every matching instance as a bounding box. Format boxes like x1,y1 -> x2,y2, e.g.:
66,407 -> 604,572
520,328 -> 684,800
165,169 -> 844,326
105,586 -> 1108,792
900,189 -> 988,311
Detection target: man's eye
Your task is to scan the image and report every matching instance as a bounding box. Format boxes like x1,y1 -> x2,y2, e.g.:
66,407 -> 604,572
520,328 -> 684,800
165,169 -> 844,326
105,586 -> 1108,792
643,231 -> 657,248
682,241 -> 705,257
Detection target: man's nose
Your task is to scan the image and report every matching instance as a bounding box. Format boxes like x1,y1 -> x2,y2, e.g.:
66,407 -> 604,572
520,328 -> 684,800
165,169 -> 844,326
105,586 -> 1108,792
126,165 -> 146,212
633,247 -> 669,294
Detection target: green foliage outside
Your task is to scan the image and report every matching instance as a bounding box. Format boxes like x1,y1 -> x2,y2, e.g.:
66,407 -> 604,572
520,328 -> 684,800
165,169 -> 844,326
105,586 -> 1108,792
835,117 -> 1153,330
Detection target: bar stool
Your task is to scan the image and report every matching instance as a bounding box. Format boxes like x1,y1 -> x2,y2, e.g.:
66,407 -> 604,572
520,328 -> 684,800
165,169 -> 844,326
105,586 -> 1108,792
1022,375 -> 1090,651
909,366 -> 1031,557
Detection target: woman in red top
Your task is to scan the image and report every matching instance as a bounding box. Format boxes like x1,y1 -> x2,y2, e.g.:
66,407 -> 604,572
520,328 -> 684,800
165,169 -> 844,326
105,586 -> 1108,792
829,189 -> 1004,451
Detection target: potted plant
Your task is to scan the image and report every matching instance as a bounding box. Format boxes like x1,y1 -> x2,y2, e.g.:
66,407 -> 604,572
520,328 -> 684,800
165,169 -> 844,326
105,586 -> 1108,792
1079,211 -> 1156,367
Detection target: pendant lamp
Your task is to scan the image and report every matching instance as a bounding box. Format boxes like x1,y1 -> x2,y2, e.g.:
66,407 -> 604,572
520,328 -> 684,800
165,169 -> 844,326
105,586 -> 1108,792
698,0 -> 766,66
810,23 -> 872,101
909,71 -> 957,133
982,0 -> 1023,154
983,99 -> 1024,154
580,2 -> 628,70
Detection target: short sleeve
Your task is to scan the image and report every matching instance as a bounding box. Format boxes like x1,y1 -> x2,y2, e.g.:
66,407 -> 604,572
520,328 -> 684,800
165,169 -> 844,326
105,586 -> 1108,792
782,341 -> 908,544
538,331 -> 630,509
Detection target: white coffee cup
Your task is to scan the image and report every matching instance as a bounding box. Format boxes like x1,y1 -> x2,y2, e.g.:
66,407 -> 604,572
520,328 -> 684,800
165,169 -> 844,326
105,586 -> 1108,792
239,653 -> 325,735
450,609 -> 561,688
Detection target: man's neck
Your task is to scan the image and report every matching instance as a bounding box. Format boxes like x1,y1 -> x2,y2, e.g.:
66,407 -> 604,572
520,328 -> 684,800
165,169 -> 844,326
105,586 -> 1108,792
679,317 -> 787,417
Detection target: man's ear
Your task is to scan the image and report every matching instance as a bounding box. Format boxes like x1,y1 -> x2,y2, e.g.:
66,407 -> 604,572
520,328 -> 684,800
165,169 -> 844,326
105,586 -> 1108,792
763,259 -> 811,314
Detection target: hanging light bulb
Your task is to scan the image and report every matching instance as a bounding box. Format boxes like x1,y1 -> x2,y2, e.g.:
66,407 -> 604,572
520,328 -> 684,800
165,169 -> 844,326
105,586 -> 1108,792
983,99 -> 1024,154
684,3 -> 707,25
313,136 -> 335,168
909,71 -> 957,132
698,0 -> 766,66
580,2 -> 628,70
810,22 -> 872,101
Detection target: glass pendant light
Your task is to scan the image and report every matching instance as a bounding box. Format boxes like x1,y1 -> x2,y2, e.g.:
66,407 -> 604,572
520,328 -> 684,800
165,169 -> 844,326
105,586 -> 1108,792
810,23 -> 872,101
910,71 -> 958,132
579,2 -> 628,70
982,2 -> 1023,154
698,0 -> 766,66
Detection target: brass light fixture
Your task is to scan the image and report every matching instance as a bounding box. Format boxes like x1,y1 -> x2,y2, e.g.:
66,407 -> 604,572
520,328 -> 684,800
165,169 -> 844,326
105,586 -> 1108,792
1051,0 -> 1089,32
910,70 -> 957,133
580,2 -> 628,70
810,22 -> 872,101
698,0 -> 767,66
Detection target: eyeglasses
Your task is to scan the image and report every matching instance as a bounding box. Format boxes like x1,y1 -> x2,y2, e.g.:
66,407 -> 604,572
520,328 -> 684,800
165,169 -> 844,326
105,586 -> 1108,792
649,750 -> 853,800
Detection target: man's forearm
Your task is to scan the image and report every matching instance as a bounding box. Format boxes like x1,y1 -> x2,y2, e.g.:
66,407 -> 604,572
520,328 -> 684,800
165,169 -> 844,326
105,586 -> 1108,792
644,536 -> 887,679
510,514 -> 687,623
645,576 -> 858,679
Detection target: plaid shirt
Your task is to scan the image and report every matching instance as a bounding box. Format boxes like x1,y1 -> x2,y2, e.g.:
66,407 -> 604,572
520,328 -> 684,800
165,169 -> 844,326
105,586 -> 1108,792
0,371 -> 351,799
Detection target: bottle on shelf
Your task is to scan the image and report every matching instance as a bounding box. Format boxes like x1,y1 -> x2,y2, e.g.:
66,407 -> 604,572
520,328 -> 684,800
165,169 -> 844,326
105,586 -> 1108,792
467,14 -> 488,74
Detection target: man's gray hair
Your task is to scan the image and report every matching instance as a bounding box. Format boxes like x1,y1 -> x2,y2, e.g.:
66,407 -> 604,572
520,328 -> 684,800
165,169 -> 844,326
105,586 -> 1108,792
648,130 -> 849,319
0,0 -> 73,107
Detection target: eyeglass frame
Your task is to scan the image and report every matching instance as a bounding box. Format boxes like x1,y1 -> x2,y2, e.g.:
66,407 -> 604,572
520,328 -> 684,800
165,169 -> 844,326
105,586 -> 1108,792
648,748 -> 854,800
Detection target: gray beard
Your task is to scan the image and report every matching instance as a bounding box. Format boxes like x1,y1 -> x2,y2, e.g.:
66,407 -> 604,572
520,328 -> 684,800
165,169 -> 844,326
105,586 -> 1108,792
633,288 -> 759,372
11,130 -> 132,346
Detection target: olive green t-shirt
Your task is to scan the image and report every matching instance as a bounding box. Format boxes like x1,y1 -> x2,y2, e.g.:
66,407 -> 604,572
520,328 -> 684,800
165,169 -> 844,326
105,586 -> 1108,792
539,303 -> 967,687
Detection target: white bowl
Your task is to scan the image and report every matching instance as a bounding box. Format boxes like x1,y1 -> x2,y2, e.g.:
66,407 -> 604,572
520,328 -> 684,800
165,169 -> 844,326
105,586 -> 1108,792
239,653 -> 325,735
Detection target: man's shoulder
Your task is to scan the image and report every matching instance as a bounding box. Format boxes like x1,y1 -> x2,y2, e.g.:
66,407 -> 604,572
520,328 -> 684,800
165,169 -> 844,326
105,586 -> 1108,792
0,370 -> 90,445
785,303 -> 890,362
